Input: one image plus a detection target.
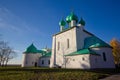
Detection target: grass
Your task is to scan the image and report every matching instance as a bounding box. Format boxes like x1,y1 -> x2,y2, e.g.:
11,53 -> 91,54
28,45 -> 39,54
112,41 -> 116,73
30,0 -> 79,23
0,66 -> 120,80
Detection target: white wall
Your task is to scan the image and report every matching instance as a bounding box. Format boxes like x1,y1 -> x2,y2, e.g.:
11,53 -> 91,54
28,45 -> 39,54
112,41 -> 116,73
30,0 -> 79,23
50,36 -> 56,68
22,53 -> 42,67
51,27 -> 77,67
91,48 -> 115,68
65,54 -> 91,69
39,57 -> 50,67
89,55 -> 101,68
21,53 -> 27,67
76,26 -> 91,50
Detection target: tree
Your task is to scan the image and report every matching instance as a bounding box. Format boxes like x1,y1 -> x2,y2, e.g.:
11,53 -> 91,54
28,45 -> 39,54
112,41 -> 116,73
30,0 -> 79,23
110,38 -> 120,66
0,41 -> 17,66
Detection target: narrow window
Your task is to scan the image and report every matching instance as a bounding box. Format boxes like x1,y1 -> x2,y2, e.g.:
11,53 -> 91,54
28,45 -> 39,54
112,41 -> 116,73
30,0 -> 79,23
42,60 -> 44,64
48,60 -> 50,64
103,52 -> 107,61
82,57 -> 85,61
58,42 -> 60,50
67,39 -> 69,48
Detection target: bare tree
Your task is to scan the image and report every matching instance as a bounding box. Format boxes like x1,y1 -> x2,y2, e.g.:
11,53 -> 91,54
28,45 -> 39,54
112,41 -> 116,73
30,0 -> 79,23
0,41 -> 17,66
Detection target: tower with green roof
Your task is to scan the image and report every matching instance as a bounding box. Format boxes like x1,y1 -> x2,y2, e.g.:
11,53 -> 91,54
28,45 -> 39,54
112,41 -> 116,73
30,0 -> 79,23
22,43 -> 51,67
59,19 -> 66,31
66,12 -> 78,27
78,17 -> 85,26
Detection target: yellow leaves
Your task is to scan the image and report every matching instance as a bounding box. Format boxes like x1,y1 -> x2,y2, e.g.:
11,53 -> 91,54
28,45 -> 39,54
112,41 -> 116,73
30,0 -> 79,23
110,38 -> 120,64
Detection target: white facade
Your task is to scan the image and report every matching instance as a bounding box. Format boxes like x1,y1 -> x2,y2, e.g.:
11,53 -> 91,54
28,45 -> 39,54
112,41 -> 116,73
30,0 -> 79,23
22,53 -> 41,67
65,54 -> 91,69
39,57 -> 50,67
50,27 -> 77,67
91,48 -> 115,68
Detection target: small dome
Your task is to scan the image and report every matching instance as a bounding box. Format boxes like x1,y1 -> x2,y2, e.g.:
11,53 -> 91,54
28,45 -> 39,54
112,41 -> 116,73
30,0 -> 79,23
79,18 -> 85,26
25,43 -> 38,53
66,12 -> 78,23
59,19 -> 66,26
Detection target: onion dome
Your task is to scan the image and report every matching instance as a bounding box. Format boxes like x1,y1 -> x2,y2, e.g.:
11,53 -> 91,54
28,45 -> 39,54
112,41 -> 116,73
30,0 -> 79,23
25,43 -> 38,53
66,12 -> 78,23
59,19 -> 66,26
79,18 -> 85,26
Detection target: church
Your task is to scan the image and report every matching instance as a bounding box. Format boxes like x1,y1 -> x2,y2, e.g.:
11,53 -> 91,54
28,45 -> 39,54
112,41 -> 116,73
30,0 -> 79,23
22,12 -> 115,69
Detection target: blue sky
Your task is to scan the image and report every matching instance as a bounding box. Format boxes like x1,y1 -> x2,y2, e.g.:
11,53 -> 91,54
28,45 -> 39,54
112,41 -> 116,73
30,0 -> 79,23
0,0 -> 120,64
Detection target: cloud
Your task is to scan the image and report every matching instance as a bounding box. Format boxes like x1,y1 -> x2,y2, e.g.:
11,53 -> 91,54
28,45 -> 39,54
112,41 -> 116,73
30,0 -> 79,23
14,49 -> 21,53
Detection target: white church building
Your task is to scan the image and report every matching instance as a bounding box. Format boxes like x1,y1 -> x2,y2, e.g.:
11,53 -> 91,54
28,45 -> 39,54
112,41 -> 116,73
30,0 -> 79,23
22,12 -> 115,69
50,12 -> 115,69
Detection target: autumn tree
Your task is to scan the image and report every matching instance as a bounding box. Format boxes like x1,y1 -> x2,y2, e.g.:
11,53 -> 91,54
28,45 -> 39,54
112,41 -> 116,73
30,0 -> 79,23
0,41 -> 17,66
110,38 -> 120,66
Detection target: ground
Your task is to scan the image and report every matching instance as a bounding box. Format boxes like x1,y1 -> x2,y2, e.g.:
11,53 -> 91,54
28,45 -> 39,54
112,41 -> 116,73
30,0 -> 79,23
100,73 -> 120,80
0,66 -> 120,80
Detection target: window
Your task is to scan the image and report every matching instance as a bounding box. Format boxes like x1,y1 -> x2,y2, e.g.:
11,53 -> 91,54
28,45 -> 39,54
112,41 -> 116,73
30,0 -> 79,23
82,57 -> 85,61
58,42 -> 60,50
103,52 -> 107,61
48,60 -> 50,64
73,59 -> 75,61
67,39 -> 69,48
42,60 -> 44,64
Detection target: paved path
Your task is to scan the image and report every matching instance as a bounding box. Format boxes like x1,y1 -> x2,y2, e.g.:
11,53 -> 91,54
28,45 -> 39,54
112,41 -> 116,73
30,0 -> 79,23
99,74 -> 120,80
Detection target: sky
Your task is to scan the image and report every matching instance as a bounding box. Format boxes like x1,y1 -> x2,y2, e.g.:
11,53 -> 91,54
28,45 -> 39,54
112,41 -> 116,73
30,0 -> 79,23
0,0 -> 120,64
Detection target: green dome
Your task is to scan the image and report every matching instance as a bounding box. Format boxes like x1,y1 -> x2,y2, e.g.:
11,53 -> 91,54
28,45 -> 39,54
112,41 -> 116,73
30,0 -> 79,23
79,18 -> 85,26
25,44 -> 38,53
66,12 -> 78,23
59,19 -> 66,26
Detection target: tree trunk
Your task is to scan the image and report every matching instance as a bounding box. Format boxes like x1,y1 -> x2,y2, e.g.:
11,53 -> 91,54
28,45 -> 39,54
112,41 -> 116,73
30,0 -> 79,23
5,59 -> 8,67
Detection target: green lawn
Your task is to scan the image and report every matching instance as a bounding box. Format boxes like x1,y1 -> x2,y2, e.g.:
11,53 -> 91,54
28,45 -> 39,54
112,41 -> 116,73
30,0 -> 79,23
0,66 -> 119,80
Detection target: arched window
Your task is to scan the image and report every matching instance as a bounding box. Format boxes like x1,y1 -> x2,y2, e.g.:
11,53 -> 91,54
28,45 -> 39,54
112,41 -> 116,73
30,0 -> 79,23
48,60 -> 50,64
42,60 -> 44,64
82,57 -> 85,61
103,52 -> 107,61
67,39 -> 69,48
58,42 -> 60,50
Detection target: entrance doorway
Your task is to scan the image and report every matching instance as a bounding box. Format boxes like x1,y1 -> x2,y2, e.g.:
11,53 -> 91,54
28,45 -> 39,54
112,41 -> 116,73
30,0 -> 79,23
35,62 -> 37,67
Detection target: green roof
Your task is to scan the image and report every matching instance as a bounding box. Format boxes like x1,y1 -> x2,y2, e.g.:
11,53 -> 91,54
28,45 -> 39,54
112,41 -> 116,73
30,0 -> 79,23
42,52 -> 51,57
79,17 -> 85,26
59,19 -> 66,26
66,12 -> 78,23
65,48 -> 99,56
84,36 -> 112,48
24,44 -> 45,54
